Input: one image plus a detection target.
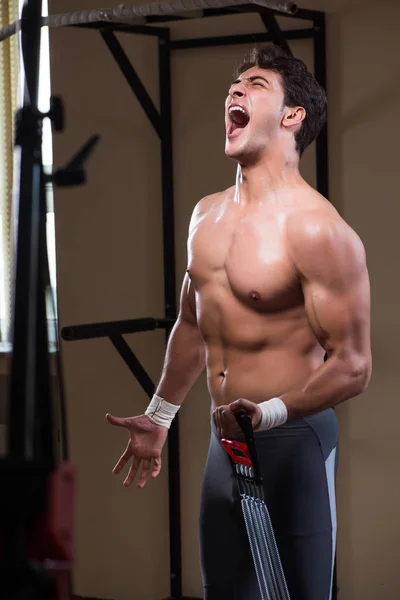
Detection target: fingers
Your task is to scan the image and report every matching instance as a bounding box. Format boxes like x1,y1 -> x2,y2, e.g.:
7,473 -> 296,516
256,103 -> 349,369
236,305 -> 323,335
119,456 -> 162,488
230,398 -> 253,413
152,456 -> 162,479
123,456 -> 141,487
107,411 -> 163,487
113,442 -> 131,475
212,407 -> 222,437
230,398 -> 262,430
213,406 -> 241,438
229,398 -> 246,413
106,413 -> 129,428
137,459 -> 152,489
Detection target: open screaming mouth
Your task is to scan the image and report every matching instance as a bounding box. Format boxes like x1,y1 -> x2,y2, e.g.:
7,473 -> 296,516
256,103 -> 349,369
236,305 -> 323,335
227,105 -> 250,138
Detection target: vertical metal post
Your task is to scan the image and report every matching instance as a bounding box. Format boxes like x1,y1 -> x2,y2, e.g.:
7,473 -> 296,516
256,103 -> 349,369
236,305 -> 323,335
33,171 -> 55,461
158,35 -> 177,312
313,15 -> 337,599
4,1 -> 58,590
159,30 -> 182,599
259,9 -> 292,55
313,13 -> 329,199
9,0 -> 43,461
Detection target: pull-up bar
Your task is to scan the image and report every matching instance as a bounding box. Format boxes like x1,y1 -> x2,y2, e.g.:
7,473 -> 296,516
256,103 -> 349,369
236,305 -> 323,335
0,0 -> 297,42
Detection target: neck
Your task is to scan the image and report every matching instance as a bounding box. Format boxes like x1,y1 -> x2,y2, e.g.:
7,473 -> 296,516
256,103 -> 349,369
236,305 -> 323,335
233,145 -> 303,206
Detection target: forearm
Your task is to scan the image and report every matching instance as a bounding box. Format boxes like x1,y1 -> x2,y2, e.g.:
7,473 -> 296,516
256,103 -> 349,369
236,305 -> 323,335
155,317 -> 206,405
280,352 -> 371,419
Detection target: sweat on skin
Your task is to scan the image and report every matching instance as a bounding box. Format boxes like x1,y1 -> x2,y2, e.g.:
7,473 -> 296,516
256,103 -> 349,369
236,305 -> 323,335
106,63 -> 371,487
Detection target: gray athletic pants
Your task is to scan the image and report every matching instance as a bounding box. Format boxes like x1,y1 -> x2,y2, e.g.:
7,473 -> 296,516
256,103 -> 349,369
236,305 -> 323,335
199,408 -> 339,600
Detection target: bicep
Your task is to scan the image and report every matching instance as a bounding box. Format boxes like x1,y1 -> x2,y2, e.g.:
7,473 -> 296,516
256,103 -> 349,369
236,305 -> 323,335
178,272 -> 197,326
296,222 -> 371,362
180,195 -> 213,326
303,266 -> 370,361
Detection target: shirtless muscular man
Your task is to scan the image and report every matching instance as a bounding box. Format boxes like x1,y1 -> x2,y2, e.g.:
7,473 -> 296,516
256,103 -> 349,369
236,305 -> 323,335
106,45 -> 371,600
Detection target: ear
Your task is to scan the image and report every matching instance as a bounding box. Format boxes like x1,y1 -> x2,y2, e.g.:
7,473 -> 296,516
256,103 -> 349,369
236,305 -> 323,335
282,106 -> 306,130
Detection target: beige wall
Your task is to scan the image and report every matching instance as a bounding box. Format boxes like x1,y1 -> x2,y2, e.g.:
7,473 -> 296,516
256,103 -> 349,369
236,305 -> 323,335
322,1 -> 400,597
48,0 -> 400,598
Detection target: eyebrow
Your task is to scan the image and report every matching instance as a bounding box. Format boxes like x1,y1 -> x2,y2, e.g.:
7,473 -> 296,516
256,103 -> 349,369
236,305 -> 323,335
231,75 -> 270,85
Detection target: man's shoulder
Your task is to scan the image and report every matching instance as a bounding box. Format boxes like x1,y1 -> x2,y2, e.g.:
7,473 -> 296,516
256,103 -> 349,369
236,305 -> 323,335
286,189 -> 366,275
197,187 -> 234,210
287,187 -> 360,245
191,187 -> 234,221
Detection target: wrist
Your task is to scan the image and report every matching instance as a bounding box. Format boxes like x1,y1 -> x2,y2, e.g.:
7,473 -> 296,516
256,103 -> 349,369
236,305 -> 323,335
254,408 -> 263,430
256,397 -> 288,431
145,393 -> 180,429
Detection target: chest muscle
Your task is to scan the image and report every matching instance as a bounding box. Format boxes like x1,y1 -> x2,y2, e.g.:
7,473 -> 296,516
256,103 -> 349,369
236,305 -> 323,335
188,209 -> 302,311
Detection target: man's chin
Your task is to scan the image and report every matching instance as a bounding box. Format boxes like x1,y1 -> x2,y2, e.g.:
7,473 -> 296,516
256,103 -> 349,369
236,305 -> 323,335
225,140 -> 245,160
225,136 -> 265,165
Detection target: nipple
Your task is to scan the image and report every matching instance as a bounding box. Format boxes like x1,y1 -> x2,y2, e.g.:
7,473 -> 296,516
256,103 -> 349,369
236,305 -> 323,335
250,290 -> 261,301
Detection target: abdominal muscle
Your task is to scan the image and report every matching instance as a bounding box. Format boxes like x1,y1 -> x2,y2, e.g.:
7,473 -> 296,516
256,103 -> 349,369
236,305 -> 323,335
197,293 -> 325,410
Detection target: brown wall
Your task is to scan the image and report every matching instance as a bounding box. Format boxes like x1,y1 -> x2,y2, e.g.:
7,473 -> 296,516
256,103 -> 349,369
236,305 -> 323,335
47,0 -> 400,598
321,1 -> 400,597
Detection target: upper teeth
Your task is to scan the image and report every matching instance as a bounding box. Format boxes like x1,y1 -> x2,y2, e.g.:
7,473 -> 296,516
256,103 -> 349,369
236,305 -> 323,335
229,106 -> 247,116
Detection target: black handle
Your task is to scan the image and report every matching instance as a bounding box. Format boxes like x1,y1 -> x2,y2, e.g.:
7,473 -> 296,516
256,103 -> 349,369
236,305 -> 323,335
234,412 -> 262,484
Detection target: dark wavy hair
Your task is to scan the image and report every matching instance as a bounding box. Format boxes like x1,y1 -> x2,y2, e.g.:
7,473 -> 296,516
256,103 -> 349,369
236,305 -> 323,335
235,45 -> 327,156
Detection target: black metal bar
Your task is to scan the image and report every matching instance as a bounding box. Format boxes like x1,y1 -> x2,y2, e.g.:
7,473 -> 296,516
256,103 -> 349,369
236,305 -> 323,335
158,30 -> 184,600
159,33 -> 177,322
67,7 -> 321,28
289,7 -> 323,21
169,28 -> 314,50
190,5 -> 259,17
9,0 -> 43,461
146,5 -> 321,22
34,169 -> 55,463
52,307 -> 70,461
259,9 -> 293,54
66,6 -> 325,32
72,22 -> 169,36
135,14 -> 191,22
0,4 -> 325,40
109,335 -> 156,397
2,1 -> 64,596
61,317 -> 171,341
167,5 -> 321,21
313,14 -> 334,599
100,28 -> 162,137
313,15 -> 329,198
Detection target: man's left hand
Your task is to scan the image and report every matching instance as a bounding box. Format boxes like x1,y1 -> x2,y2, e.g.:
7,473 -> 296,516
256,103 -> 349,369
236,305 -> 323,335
212,398 -> 262,438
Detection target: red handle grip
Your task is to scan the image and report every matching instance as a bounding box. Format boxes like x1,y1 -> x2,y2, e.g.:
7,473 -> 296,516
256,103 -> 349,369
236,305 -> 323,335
221,438 -> 252,467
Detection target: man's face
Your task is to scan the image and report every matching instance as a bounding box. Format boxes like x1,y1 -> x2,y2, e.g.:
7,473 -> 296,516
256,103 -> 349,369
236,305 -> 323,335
225,66 -> 286,162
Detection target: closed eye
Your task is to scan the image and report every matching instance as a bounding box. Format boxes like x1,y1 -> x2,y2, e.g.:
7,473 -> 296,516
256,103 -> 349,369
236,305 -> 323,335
248,76 -> 269,87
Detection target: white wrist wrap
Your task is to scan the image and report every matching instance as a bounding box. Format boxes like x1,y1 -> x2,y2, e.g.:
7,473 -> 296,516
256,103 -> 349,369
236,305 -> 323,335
256,397 -> 288,431
145,394 -> 180,429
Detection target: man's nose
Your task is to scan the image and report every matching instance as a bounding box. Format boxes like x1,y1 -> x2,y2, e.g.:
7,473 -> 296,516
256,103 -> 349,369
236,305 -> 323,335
229,81 -> 246,98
